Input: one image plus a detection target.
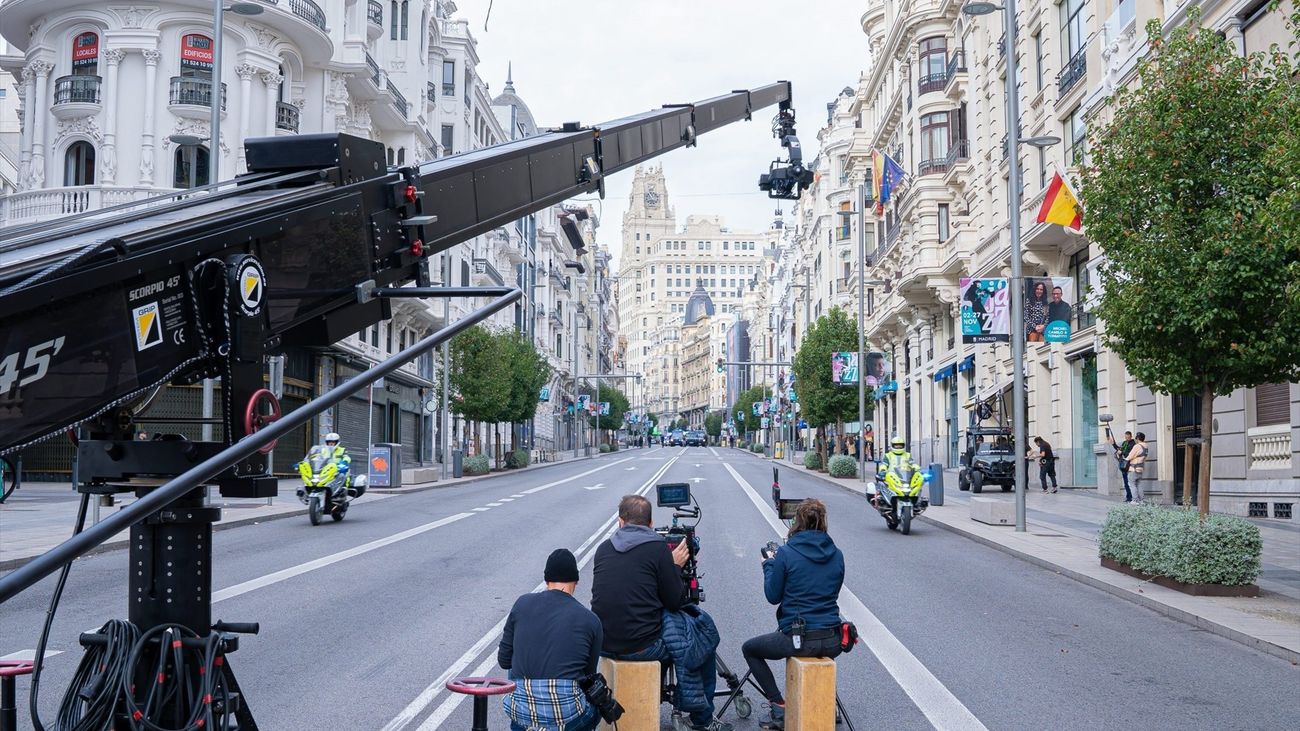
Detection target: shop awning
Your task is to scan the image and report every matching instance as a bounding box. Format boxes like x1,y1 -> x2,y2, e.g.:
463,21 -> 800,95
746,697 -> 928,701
957,354 -> 976,372
932,363 -> 957,382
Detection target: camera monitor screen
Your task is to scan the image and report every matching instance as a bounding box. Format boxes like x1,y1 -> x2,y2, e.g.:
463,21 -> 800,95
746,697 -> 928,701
656,482 -> 691,508
777,498 -> 802,521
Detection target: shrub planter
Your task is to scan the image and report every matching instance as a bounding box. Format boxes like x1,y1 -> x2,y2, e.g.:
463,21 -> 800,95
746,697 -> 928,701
1099,557 -> 1260,597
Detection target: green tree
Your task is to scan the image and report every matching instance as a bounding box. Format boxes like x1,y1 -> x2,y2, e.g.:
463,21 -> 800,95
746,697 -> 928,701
1077,10 -> 1300,516
444,326 -> 510,457
674,417 -> 689,430
703,412 -> 723,438
595,384 -> 629,434
732,384 -> 771,437
793,307 -> 866,458
500,328 -> 553,452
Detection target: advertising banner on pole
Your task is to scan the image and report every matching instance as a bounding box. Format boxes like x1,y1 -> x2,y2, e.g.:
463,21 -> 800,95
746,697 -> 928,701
599,402 -> 610,416
831,351 -> 859,385
1024,277 -> 1075,343
959,277 -> 1011,343
862,352 -> 892,388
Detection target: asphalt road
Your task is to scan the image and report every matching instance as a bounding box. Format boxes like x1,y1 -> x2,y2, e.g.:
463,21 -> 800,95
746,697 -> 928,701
2,447 -> 1295,730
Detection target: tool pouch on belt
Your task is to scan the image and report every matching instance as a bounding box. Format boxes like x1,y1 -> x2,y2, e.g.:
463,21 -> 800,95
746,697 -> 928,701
840,621 -> 860,653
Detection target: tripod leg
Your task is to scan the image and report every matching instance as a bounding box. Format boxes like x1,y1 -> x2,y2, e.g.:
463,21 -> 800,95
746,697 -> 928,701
835,693 -> 855,731
220,659 -> 260,731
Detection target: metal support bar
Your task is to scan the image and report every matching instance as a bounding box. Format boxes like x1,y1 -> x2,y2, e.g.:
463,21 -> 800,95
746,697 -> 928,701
372,286 -> 516,298
0,289 -> 523,604
721,361 -> 792,367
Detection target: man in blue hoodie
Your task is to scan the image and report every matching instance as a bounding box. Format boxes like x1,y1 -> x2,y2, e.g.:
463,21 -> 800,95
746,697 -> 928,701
591,495 -> 731,731
743,498 -> 845,729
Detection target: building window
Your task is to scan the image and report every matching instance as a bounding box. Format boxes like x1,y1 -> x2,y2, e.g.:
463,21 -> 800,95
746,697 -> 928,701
63,141 -> 96,186
400,0 -> 409,41
72,31 -> 98,75
172,144 -> 209,188
441,124 -> 454,153
442,60 -> 455,95
937,203 -> 949,242
1254,383 -> 1291,426
1062,0 -> 1085,59
837,201 -> 851,239
1033,31 -> 1044,91
917,36 -> 948,94
390,1 -> 399,40
919,112 -> 950,174
1068,105 -> 1087,165
397,147 -> 406,165
1069,248 -> 1096,330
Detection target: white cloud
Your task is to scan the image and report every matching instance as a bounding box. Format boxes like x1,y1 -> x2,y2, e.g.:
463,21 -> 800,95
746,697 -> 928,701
454,0 -> 867,268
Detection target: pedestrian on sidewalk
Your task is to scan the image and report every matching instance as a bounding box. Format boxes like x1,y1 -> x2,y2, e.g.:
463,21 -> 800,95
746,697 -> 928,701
1108,430 -> 1136,502
1032,437 -> 1059,493
1125,433 -> 1150,504
498,549 -> 603,731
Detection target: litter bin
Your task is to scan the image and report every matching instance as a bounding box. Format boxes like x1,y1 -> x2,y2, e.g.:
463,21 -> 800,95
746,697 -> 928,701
369,443 -> 402,488
452,450 -> 463,479
927,462 -> 944,506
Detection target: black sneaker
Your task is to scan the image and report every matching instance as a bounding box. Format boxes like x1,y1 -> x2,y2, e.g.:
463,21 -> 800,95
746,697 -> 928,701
694,722 -> 735,731
759,703 -> 785,730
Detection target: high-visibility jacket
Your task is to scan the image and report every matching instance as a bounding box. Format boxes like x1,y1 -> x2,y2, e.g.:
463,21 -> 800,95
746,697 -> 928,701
877,449 -> 917,476
322,445 -> 351,472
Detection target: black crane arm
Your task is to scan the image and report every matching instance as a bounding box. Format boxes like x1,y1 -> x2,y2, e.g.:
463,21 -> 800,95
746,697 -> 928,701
0,81 -> 798,456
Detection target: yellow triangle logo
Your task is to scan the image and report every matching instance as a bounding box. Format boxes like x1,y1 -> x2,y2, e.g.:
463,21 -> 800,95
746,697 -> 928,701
137,311 -> 156,341
243,274 -> 260,300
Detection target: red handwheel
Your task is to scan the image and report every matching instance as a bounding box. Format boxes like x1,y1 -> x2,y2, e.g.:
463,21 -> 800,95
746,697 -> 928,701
243,389 -> 282,454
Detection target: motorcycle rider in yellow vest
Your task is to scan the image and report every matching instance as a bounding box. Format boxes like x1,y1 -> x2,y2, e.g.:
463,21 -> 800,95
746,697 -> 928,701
872,436 -> 918,507
321,432 -> 352,488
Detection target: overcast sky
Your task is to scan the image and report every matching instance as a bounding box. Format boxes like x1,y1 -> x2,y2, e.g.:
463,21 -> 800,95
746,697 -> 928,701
452,0 -> 869,269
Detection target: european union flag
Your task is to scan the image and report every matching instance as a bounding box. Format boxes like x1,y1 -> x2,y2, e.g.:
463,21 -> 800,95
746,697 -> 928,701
877,153 -> 907,211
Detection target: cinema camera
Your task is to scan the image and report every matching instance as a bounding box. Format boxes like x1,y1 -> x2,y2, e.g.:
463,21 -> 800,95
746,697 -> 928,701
761,498 -> 803,559
757,106 -> 814,200
655,482 -> 705,604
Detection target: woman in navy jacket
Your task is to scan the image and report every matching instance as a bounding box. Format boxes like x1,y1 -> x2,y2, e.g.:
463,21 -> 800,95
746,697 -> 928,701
743,499 -> 845,729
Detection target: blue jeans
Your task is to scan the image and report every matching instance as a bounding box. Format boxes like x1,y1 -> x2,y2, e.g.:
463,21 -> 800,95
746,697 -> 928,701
610,637 -> 717,727
509,700 -> 599,731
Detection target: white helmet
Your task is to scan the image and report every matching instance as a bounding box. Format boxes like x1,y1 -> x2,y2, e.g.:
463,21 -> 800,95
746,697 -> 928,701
324,432 -> 341,444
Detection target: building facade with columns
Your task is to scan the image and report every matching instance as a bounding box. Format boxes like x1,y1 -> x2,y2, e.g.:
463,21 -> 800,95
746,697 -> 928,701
771,0 -> 1298,516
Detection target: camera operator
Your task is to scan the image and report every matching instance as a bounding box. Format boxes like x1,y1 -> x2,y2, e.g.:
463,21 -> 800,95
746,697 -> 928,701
498,549 -> 603,731
744,499 -> 845,730
591,495 -> 730,731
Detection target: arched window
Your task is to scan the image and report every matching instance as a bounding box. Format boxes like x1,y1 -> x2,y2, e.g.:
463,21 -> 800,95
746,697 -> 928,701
277,64 -> 286,102
400,1 -> 409,40
390,1 -> 398,40
397,147 -> 406,165
64,142 -> 96,186
174,145 -> 210,188
72,32 -> 99,76
387,147 -> 395,166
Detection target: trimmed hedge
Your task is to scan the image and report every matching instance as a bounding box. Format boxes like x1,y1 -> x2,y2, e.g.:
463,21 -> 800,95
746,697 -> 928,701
609,442 -> 619,452
1099,505 -> 1262,586
506,449 -> 530,469
827,455 -> 858,478
749,443 -> 766,453
463,454 -> 490,476
599,443 -> 611,453
803,451 -> 823,470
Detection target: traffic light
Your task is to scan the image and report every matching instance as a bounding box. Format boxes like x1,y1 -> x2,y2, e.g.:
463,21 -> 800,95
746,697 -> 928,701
716,357 -> 724,373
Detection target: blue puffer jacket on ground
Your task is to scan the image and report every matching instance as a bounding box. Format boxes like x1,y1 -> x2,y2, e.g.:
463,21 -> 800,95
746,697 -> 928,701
660,605 -> 721,713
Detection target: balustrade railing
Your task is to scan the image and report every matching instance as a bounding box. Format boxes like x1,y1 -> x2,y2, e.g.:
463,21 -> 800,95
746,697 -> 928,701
54,75 -> 101,104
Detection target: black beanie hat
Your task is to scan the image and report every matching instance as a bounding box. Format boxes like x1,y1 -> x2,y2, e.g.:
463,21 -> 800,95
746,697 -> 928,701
544,548 -> 580,583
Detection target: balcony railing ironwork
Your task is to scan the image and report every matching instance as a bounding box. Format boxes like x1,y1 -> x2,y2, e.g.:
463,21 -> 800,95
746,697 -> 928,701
168,77 -> 227,111
275,101 -> 299,132
426,81 -> 436,103
367,0 -> 383,26
287,0 -> 326,30
998,33 -> 1006,58
387,80 -> 409,117
918,157 -> 949,177
918,72 -> 948,96
54,75 -> 101,104
1058,50 -> 1087,96
366,53 -> 383,86
944,139 -> 970,169
473,259 -> 504,286
946,50 -> 966,78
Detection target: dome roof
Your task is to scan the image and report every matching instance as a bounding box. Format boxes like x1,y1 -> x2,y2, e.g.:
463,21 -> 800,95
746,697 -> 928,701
683,280 -> 715,325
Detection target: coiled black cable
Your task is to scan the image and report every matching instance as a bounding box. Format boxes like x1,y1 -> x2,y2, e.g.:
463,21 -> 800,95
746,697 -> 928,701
121,624 -> 230,731
28,492 -> 89,731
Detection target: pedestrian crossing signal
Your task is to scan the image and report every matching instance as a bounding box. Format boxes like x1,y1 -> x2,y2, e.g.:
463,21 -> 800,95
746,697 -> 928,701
716,358 -> 724,373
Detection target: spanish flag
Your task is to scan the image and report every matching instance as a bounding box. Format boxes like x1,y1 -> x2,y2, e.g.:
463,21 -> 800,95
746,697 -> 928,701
1036,171 -> 1082,230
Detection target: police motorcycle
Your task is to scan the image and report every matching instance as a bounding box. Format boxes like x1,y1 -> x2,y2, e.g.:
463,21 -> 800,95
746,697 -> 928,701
295,442 -> 366,525
869,462 -> 930,535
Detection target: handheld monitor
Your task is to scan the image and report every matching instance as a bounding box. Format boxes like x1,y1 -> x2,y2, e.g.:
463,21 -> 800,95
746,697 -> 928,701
777,498 -> 803,521
656,482 -> 692,508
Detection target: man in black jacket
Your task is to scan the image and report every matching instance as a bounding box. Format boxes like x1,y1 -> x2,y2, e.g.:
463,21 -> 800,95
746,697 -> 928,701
591,495 -> 729,731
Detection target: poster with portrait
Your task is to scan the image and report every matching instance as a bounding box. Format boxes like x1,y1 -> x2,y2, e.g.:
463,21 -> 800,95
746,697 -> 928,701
959,277 -> 1010,343
1024,277 -> 1075,343
862,352 -> 893,388
831,351 -> 859,385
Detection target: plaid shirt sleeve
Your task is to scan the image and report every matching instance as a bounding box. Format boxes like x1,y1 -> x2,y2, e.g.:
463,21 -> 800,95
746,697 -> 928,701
502,679 -> 589,729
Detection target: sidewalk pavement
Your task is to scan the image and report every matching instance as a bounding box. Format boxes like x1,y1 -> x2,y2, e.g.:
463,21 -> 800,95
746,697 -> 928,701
750,448 -> 1300,664
0,449 -> 610,571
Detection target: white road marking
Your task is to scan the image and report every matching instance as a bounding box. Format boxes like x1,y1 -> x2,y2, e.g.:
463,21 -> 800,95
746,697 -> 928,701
581,483 -> 607,491
386,456 -> 682,731
708,447 -> 720,457
510,494 -> 525,498
499,498 -> 514,502
691,477 -> 704,483
723,463 -> 989,731
486,502 -> 503,507
212,513 -> 474,603
624,466 -> 637,471
520,457 -> 635,494
0,649 -> 62,662
471,507 -> 490,512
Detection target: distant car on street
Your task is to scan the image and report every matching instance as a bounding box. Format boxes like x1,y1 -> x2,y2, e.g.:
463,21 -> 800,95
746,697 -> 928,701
668,429 -> 686,446
685,430 -> 707,447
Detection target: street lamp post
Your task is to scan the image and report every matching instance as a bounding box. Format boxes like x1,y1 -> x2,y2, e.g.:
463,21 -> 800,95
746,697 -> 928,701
963,1 -> 1061,531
